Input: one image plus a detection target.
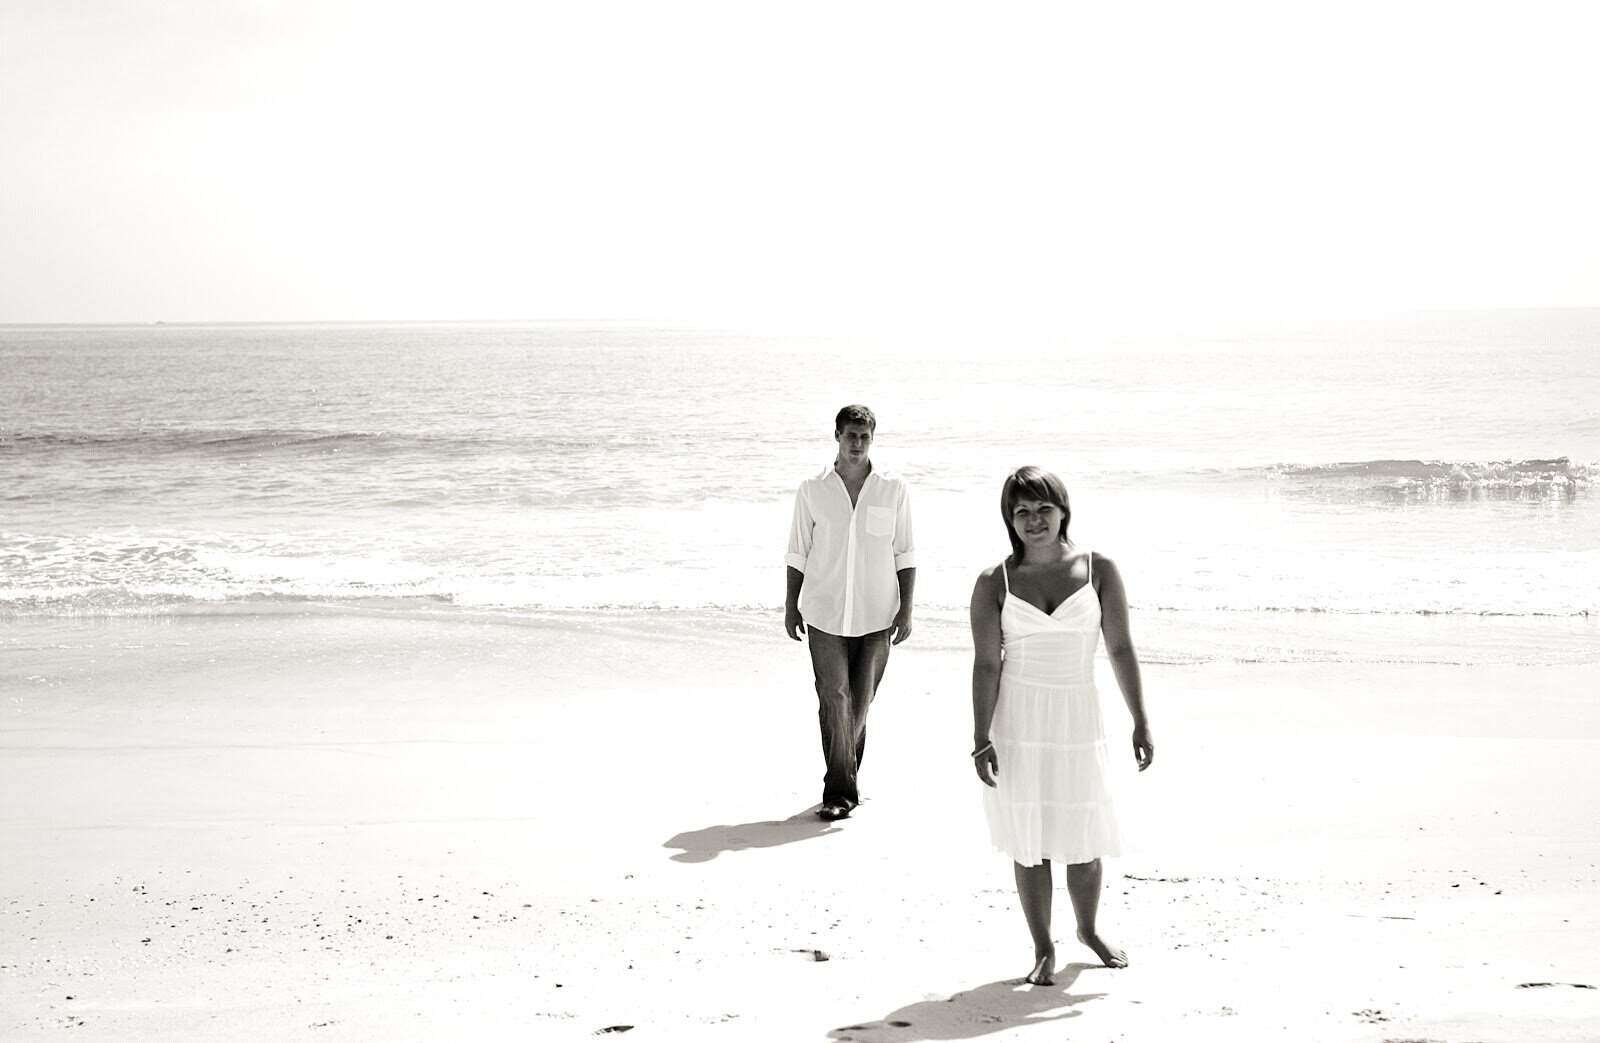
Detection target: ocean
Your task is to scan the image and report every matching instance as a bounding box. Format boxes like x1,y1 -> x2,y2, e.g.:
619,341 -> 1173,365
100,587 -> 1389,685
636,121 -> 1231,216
3,314 -> 1596,666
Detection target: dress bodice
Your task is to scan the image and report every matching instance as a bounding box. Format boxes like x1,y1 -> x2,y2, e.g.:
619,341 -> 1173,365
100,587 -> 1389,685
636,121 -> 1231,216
998,556 -> 1100,671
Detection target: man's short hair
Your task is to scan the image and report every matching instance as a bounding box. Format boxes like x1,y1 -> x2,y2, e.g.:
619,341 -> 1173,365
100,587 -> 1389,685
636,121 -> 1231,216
835,404 -> 877,433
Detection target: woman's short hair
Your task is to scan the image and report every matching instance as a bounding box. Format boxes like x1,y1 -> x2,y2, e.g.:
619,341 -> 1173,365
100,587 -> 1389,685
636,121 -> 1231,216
834,404 -> 877,433
1000,466 -> 1072,561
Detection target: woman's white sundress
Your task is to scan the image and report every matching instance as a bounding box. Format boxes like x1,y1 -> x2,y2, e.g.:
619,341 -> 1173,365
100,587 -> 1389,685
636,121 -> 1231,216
982,552 -> 1122,867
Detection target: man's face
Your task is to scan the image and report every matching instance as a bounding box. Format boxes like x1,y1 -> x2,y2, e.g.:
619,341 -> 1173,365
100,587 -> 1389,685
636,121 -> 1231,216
835,422 -> 874,465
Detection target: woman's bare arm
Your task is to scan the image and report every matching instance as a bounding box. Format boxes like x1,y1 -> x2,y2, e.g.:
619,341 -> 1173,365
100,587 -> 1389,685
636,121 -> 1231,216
1096,554 -> 1154,770
970,565 -> 1005,786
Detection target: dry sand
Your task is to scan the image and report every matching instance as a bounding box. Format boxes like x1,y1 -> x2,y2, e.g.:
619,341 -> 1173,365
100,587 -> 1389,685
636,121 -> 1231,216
3,611 -> 1597,1040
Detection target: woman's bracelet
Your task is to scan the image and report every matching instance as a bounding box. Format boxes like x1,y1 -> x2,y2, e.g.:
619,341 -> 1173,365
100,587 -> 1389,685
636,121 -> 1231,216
971,741 -> 993,759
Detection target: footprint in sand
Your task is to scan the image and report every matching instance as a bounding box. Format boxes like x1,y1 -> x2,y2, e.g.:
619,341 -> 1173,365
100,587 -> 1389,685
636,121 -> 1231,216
837,1020 -> 913,1034
1516,982 -> 1596,990
786,947 -> 831,962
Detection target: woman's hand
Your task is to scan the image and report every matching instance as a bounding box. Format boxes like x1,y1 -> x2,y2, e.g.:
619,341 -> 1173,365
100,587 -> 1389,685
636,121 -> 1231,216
973,742 -> 999,787
1132,722 -> 1154,771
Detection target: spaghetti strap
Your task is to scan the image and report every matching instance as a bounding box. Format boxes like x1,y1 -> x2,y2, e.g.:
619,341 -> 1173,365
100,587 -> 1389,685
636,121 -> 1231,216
1001,560 -> 1011,593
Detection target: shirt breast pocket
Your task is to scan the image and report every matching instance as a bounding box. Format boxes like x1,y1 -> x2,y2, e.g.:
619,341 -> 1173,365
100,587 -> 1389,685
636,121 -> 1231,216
865,505 -> 895,538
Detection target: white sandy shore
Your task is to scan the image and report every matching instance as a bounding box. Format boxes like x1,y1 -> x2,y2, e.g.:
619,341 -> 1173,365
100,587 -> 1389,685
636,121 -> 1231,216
2,611 -> 1597,1041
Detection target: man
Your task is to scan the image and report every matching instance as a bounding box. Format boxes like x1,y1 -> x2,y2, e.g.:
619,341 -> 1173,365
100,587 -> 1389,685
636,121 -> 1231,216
784,404 -> 916,821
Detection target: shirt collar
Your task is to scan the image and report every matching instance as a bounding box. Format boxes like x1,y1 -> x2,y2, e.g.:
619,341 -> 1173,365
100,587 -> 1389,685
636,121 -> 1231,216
823,461 -> 877,483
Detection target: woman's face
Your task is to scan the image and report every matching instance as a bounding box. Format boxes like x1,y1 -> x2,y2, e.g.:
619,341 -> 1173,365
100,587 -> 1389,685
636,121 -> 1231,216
1010,497 -> 1064,547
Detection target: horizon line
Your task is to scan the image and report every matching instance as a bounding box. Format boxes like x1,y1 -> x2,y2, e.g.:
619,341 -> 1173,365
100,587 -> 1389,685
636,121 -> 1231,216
3,303 -> 1599,333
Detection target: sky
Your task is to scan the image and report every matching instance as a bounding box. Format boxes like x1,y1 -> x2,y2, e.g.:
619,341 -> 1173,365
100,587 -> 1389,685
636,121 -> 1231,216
2,0 -> 1597,331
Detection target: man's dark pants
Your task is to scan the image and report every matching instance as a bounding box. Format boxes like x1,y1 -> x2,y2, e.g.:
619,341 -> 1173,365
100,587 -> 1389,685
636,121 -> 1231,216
806,627 -> 891,808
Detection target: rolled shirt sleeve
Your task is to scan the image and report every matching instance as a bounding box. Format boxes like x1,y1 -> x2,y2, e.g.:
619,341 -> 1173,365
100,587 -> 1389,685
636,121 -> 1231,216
892,485 -> 916,571
784,483 -> 813,572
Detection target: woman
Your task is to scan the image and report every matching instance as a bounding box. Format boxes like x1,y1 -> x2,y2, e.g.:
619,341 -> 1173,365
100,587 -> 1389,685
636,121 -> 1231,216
970,466 -> 1153,986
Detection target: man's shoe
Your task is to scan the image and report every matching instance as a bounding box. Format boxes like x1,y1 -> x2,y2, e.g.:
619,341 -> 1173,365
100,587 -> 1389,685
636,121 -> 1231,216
816,801 -> 849,821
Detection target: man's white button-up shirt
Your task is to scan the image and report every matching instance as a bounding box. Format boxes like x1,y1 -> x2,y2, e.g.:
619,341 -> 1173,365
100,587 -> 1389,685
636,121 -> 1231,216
784,466 -> 916,637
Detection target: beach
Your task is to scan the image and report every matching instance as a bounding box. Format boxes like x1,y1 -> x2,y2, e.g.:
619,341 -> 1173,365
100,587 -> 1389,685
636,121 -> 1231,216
4,611 -> 1596,1041
7,0 -> 1600,1032
4,317 -> 1596,1038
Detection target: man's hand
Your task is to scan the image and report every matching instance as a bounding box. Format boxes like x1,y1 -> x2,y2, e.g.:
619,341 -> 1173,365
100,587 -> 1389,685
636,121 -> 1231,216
890,609 -> 913,645
1132,722 -> 1154,771
974,744 -> 998,787
784,605 -> 806,641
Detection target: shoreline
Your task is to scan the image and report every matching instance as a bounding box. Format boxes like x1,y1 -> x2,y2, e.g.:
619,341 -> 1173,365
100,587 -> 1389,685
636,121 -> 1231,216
3,612 -> 1597,1039
5,599 -> 1596,666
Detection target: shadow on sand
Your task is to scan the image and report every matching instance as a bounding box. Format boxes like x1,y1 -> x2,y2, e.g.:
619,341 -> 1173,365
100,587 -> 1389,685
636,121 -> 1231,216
663,807 -> 840,863
828,964 -> 1104,1041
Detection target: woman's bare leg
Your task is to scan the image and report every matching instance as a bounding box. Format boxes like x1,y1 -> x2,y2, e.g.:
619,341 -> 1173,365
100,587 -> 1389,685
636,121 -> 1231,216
1066,858 -> 1127,968
1013,860 -> 1055,984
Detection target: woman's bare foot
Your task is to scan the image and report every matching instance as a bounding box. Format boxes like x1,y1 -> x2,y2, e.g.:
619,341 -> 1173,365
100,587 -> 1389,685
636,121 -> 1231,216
1025,948 -> 1055,985
1076,929 -> 1128,968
